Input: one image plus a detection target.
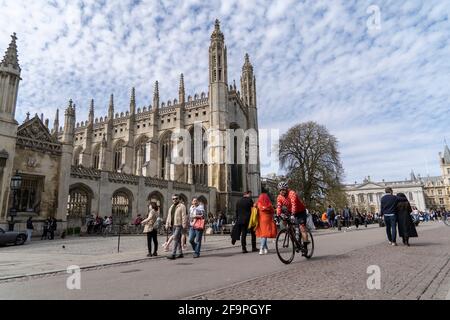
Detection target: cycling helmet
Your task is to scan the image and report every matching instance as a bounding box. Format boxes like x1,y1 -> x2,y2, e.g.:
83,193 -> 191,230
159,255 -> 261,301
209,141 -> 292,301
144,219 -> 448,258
278,181 -> 289,190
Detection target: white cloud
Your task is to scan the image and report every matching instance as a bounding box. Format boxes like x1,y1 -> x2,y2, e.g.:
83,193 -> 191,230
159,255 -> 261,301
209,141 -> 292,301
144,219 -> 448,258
1,0 -> 449,184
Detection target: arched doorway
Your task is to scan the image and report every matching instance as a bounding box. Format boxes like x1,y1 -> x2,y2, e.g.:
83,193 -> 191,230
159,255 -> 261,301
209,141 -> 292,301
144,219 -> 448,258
67,184 -> 93,226
112,188 -> 133,223
148,191 -> 164,218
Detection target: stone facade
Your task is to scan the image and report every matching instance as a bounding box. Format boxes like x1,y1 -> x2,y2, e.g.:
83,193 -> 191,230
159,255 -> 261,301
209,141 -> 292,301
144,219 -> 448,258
345,146 -> 450,213
0,20 -> 261,230
345,178 -> 426,213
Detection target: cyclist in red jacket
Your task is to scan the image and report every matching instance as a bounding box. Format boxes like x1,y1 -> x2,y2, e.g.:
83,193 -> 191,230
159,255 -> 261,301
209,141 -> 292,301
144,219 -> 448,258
276,181 -> 310,245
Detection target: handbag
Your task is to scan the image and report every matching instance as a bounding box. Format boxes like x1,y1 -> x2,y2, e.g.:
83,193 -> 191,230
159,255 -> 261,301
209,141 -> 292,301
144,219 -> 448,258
193,218 -> 205,230
248,207 -> 259,230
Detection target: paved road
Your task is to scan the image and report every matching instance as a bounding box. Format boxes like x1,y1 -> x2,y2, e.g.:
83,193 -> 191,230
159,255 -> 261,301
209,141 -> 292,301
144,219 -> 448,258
0,222 -> 448,299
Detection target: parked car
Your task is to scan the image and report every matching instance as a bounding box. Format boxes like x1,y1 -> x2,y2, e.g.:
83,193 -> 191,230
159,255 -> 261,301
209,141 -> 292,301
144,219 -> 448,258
0,227 -> 27,246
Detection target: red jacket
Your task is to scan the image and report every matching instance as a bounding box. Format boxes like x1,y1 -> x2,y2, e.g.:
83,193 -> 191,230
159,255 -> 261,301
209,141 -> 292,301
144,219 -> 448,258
276,190 -> 306,215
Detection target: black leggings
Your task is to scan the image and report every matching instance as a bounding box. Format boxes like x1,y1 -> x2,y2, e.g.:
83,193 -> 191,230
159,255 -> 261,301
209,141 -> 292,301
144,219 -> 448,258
146,230 -> 158,254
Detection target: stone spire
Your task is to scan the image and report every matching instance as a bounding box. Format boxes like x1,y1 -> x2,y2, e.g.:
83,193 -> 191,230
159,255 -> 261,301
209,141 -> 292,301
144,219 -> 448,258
179,74 -> 185,105
153,81 -> 159,110
210,19 -> 224,42
129,87 -> 136,114
53,109 -> 59,134
241,53 -> 256,108
108,94 -> 114,120
242,53 -> 253,72
89,99 -> 94,124
1,33 -> 20,72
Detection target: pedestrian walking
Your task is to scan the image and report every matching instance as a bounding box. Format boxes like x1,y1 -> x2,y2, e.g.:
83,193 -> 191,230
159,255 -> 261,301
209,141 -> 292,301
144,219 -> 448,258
381,187 -> 398,246
326,205 -> 335,228
235,191 -> 257,253
41,217 -> 51,240
343,206 -> 351,229
189,197 -> 205,258
396,193 -> 418,246
26,216 -> 34,243
142,202 -> 159,257
255,193 -> 277,255
165,194 -> 187,260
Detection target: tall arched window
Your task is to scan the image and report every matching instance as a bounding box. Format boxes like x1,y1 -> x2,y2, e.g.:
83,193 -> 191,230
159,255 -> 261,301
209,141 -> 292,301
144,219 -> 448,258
135,136 -> 149,175
112,190 -> 132,222
73,146 -> 83,166
160,132 -> 172,179
92,144 -> 100,169
114,141 -> 124,172
190,127 -> 208,185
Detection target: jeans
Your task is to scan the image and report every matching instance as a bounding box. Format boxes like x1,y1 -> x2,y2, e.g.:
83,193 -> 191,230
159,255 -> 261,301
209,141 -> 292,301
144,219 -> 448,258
260,237 -> 268,250
26,229 -> 32,243
384,215 -> 397,243
146,229 -> 158,254
189,227 -> 203,256
171,226 -> 183,256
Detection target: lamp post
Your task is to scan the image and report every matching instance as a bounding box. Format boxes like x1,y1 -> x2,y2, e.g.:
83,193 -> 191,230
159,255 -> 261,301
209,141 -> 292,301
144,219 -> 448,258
9,170 -> 22,231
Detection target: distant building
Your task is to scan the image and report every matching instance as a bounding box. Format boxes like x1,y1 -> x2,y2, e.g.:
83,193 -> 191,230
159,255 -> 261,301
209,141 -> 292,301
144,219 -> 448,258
344,145 -> 450,213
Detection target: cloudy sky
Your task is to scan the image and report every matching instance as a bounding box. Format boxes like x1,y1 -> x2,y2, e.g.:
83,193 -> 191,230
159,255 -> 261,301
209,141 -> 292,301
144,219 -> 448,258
1,0 -> 449,183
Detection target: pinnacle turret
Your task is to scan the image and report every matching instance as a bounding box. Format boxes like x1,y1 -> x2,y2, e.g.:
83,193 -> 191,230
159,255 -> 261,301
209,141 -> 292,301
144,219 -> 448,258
1,33 -> 20,72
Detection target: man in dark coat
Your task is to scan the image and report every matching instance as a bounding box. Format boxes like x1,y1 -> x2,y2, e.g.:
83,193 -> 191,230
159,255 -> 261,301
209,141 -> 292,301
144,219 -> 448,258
234,191 -> 257,253
381,187 -> 398,245
396,193 -> 418,246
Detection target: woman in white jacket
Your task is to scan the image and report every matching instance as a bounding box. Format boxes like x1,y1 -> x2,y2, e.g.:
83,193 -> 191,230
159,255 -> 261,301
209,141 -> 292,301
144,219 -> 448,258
141,202 -> 159,257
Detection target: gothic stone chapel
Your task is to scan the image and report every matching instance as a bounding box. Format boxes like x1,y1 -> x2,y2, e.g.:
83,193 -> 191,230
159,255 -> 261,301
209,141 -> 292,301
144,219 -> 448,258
0,20 -> 261,231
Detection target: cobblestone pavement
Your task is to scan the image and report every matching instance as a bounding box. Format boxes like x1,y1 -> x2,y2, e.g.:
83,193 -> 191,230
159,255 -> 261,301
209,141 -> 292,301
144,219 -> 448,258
1,222 -> 447,299
0,224 -> 378,280
189,223 -> 450,300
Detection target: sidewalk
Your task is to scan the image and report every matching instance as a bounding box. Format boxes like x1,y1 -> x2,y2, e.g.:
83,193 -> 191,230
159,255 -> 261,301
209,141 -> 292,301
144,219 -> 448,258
0,222 -> 394,280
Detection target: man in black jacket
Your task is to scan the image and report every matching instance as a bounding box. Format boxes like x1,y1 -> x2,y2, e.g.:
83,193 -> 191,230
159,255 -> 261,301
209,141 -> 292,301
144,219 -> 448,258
235,191 -> 257,253
380,187 -> 398,246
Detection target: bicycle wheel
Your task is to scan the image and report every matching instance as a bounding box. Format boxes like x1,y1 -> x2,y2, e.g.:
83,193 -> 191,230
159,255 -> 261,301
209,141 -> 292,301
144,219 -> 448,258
276,228 -> 295,264
302,230 -> 314,259
444,214 -> 450,226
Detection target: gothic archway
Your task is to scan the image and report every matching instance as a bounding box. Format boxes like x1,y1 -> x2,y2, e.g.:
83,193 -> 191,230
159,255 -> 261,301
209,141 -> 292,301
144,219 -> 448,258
67,183 -> 93,226
112,188 -> 133,223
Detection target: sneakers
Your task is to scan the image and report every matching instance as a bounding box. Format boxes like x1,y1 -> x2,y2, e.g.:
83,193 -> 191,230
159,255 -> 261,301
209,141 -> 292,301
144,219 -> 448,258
167,255 -> 176,260
193,253 -> 200,258
263,248 -> 268,255
147,253 -> 153,257
259,248 -> 264,255
391,242 -> 397,246
176,254 -> 184,258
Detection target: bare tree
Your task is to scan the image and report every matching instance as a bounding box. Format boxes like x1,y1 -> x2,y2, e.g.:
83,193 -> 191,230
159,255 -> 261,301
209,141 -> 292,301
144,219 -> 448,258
279,121 -> 346,210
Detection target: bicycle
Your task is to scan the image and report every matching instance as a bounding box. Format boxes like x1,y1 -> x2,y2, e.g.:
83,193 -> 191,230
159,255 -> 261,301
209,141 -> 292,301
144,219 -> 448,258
444,212 -> 450,226
275,213 -> 314,264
